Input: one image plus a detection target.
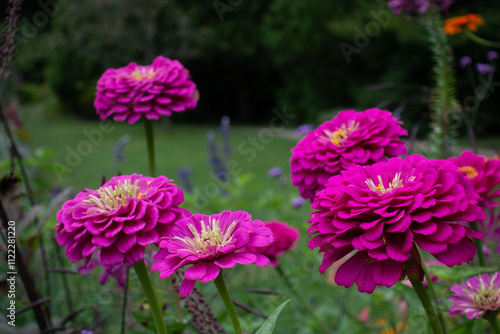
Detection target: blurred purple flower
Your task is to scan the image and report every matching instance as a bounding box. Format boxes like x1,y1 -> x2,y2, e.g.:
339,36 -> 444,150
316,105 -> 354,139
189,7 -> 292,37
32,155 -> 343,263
207,131 -> 227,184
291,197 -> 306,208
294,124 -> 315,138
81,330 -> 94,334
487,51 -> 499,62
388,0 -> 453,15
78,251 -> 127,291
459,56 -> 472,68
177,167 -> 193,193
111,134 -> 131,163
476,63 -> 494,75
267,167 -> 283,179
218,116 -> 231,161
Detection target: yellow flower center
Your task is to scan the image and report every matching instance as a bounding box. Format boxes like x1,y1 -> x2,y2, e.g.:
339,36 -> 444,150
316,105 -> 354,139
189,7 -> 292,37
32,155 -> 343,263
458,166 -> 478,179
174,219 -> 238,254
131,67 -> 155,81
365,173 -> 415,195
321,121 -> 359,146
84,179 -> 142,211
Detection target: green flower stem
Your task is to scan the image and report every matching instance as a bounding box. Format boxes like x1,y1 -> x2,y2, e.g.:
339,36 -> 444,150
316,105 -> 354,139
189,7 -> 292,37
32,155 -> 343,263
171,277 -> 184,323
487,316 -> 500,334
144,119 -> 156,177
421,261 -> 447,334
133,259 -> 167,334
469,221 -> 486,266
409,277 -> 443,334
213,271 -> 243,334
465,30 -> 500,48
275,265 -> 330,334
120,266 -> 130,334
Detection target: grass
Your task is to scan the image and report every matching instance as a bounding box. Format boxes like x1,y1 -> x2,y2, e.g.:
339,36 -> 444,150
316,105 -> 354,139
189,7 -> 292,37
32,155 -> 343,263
22,104 -> 298,194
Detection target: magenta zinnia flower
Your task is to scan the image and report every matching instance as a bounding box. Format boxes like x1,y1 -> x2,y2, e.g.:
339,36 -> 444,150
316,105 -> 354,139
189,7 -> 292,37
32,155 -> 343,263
450,273 -> 500,319
309,154 -> 485,293
246,220 -> 300,266
449,151 -> 500,207
94,56 -> 199,124
290,108 -> 408,201
152,211 -> 274,297
55,174 -> 189,266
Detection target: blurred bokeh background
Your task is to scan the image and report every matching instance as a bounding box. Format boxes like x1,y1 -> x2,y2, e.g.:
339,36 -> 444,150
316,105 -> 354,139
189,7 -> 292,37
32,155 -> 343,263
4,0 -> 500,131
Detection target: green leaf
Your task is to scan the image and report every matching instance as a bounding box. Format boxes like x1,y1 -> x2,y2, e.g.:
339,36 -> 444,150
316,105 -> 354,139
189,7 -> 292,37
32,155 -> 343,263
255,300 -> 290,334
427,265 -> 497,280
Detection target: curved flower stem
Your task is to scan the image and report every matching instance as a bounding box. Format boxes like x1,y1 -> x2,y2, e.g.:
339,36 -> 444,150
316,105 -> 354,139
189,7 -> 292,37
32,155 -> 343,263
144,119 -> 156,177
465,30 -> 500,48
469,221 -> 486,266
409,277 -> 443,334
275,265 -> 330,334
213,271 -> 243,334
120,266 -> 130,334
487,316 -> 500,334
133,259 -> 167,334
421,262 -> 447,334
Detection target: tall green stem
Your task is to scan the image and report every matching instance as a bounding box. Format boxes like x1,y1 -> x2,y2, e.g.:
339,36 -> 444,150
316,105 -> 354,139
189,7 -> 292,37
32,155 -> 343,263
409,277 -> 443,334
469,221 -> 486,266
421,261 -> 447,334
120,266 -> 130,334
487,316 -> 500,334
133,259 -> 167,334
275,265 -> 330,334
144,119 -> 156,177
213,271 -> 243,334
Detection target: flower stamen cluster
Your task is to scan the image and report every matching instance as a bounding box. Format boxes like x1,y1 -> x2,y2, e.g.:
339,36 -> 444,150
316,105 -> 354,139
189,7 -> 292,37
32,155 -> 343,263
365,173 -> 416,195
458,166 -> 478,179
320,121 -> 359,146
83,179 -> 143,211
131,67 -> 156,81
176,219 -> 237,255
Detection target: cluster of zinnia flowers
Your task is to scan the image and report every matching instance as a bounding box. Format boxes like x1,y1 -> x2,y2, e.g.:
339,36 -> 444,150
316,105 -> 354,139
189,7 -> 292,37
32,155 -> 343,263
245,220 -> 300,266
308,154 -> 485,293
387,0 -> 453,15
152,211 -> 274,297
55,174 -> 189,266
94,55 -> 199,124
290,108 -> 408,201
443,14 -> 484,36
449,273 -> 500,319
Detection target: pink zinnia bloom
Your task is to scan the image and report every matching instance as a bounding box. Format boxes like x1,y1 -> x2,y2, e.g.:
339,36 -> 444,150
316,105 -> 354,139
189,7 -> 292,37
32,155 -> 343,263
94,56 -> 199,124
246,220 -> 300,266
450,273 -> 500,319
448,151 -> 500,207
152,211 -> 274,297
290,108 -> 408,201
309,154 -> 485,293
55,174 -> 189,266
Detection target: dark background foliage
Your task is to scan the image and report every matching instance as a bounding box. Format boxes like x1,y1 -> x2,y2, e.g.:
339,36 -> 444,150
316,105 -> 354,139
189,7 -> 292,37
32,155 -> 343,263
5,0 -> 500,132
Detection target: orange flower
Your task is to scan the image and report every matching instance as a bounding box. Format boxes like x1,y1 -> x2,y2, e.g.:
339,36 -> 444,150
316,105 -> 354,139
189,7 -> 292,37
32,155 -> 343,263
443,14 -> 484,35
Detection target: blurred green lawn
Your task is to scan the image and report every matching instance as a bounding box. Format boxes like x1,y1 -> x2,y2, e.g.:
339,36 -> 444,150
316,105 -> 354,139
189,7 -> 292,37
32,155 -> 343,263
23,105 -> 298,193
